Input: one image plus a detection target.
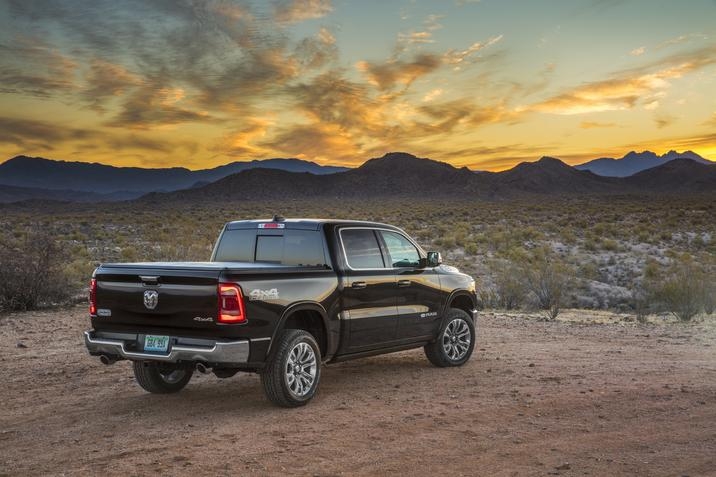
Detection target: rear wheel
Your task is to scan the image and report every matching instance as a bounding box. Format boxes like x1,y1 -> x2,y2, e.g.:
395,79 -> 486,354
424,308 -> 475,367
261,329 -> 321,407
133,361 -> 193,394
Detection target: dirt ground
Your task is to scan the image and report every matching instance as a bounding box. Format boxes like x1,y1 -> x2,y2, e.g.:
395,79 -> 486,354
1,306 -> 714,476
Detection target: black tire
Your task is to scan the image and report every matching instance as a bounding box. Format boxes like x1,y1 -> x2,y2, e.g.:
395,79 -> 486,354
132,361 -> 193,394
261,329 -> 321,407
424,308 -> 476,367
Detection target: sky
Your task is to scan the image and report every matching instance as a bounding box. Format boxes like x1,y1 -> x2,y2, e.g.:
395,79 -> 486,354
1,0 -> 715,171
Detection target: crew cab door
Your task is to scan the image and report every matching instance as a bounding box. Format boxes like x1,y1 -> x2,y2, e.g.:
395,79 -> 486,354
339,228 -> 399,350
377,230 -> 444,341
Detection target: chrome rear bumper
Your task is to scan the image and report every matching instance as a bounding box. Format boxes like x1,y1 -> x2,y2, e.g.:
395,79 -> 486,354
84,330 -> 250,364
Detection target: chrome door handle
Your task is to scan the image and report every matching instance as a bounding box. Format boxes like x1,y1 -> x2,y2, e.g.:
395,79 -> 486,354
351,281 -> 367,289
397,280 -> 411,287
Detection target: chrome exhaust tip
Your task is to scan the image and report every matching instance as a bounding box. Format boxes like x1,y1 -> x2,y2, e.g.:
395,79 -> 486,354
99,355 -> 117,365
196,363 -> 210,374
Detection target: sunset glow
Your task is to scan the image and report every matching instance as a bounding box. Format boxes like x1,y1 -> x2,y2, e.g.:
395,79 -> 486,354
1,0 -> 715,171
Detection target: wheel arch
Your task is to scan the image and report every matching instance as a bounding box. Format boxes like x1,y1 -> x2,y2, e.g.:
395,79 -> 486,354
441,290 -> 477,327
270,302 -> 330,360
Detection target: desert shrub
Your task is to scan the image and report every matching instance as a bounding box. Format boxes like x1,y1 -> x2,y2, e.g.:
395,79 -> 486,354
515,248 -> 574,320
478,288 -> 498,309
602,239 -> 619,252
464,242 -> 479,255
643,255 -> 712,322
492,261 -> 525,309
0,228 -> 72,312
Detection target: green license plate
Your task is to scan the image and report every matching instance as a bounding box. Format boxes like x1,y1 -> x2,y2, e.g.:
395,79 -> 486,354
144,335 -> 170,353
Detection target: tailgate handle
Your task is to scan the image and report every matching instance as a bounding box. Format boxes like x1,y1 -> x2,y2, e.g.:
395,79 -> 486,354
351,281 -> 367,289
140,275 -> 159,285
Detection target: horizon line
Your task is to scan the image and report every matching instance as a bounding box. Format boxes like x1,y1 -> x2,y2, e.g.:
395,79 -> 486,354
2,148 -> 714,173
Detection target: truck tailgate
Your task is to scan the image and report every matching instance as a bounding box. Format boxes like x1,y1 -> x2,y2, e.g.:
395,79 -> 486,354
93,263 -> 222,332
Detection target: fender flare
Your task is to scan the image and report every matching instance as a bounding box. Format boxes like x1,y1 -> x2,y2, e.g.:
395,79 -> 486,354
439,289 -> 477,329
268,301 -> 332,358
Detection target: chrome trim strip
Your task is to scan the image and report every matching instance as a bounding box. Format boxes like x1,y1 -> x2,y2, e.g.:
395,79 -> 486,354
84,331 -> 250,364
396,304 -> 430,315
251,337 -> 272,342
347,306 -> 399,320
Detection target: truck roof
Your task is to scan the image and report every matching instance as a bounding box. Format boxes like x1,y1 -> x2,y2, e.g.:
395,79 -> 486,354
225,218 -> 402,231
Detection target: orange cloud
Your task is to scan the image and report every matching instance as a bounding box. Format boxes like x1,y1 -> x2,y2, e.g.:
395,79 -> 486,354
356,53 -> 442,90
0,116 -> 197,160
529,46 -> 716,115
215,117 -> 275,157
580,121 -> 617,129
258,122 -> 360,164
443,35 -> 503,65
0,39 -> 78,97
630,46 -> 646,56
82,59 -> 142,111
398,31 -> 434,45
274,0 -> 332,24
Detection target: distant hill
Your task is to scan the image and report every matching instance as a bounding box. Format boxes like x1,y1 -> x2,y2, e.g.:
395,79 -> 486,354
332,152 -> 478,196
489,156 -> 622,195
576,150 -> 713,177
623,158 -> 716,192
0,156 -> 348,194
0,184 -> 140,203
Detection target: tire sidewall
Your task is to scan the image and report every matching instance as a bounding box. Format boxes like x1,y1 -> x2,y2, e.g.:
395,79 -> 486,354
438,310 -> 475,366
279,331 -> 321,405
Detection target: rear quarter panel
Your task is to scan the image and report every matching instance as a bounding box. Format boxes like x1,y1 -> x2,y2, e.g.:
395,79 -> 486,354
225,269 -> 340,360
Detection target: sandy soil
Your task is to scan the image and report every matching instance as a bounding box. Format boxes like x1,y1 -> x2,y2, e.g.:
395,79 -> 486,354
1,306 -> 715,476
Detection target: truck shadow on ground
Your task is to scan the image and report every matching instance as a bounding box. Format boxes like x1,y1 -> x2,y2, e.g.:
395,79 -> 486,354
101,349 -> 466,416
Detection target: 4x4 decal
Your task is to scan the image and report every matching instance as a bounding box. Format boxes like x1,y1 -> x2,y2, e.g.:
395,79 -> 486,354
249,288 -> 280,301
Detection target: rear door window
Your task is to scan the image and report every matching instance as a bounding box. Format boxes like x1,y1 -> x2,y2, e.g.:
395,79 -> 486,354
280,230 -> 326,266
340,229 -> 385,269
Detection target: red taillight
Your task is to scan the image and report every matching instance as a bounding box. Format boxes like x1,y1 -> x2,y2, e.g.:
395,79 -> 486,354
218,283 -> 247,324
89,278 -> 97,316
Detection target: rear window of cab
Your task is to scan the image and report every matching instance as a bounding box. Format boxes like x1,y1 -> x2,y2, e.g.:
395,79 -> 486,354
213,229 -> 326,266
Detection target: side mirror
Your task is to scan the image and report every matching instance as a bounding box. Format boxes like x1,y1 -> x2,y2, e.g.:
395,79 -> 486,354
426,251 -> 442,267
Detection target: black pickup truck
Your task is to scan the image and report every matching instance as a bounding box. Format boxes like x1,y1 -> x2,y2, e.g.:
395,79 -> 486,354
85,217 -> 478,407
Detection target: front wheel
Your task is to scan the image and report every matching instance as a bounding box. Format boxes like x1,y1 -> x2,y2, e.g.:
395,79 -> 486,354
261,329 -> 321,407
133,361 -> 193,394
424,308 -> 476,367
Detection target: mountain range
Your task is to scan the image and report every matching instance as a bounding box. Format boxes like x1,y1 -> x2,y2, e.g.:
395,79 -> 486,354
0,156 -> 348,195
575,150 -> 712,177
0,151 -> 714,204
139,153 -> 716,203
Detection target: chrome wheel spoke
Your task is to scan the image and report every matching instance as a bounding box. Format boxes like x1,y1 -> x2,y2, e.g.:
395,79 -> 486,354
441,318 -> 471,361
284,340 -> 317,398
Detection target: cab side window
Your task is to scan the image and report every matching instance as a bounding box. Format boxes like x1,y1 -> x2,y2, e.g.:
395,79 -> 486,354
380,231 -> 420,268
341,229 -> 385,269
